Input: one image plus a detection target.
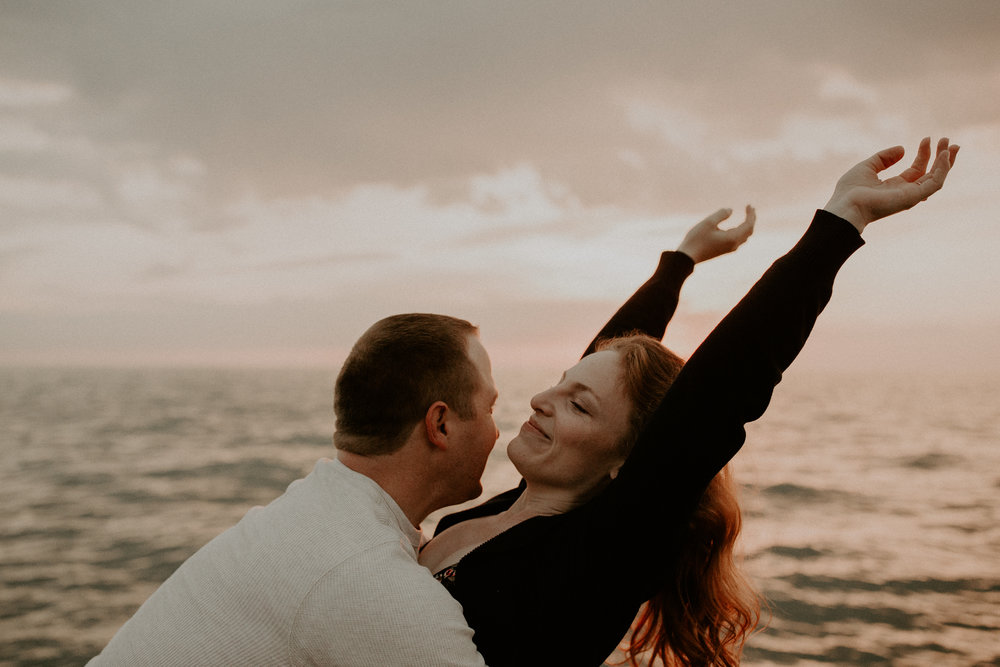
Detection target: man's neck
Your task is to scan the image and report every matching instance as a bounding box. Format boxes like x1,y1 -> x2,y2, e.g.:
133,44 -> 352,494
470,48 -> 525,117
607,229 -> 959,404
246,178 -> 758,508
336,450 -> 438,529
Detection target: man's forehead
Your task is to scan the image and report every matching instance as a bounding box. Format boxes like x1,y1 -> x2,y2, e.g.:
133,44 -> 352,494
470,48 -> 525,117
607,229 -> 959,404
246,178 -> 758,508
465,334 -> 491,366
465,334 -> 497,394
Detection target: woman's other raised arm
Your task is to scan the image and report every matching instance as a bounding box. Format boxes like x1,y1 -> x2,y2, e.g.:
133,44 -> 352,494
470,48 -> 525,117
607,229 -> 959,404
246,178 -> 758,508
622,138 -> 959,498
582,207 -> 755,357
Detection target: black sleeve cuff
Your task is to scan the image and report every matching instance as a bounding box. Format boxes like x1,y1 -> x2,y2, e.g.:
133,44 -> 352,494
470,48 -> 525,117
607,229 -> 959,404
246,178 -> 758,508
654,250 -> 695,284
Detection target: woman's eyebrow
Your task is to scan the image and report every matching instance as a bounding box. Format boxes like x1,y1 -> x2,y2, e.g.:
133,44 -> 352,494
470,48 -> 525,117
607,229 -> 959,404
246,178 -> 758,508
558,371 -> 600,406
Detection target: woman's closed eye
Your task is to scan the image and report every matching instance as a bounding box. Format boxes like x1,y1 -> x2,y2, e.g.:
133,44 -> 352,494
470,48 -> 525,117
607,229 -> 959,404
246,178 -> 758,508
570,401 -> 590,415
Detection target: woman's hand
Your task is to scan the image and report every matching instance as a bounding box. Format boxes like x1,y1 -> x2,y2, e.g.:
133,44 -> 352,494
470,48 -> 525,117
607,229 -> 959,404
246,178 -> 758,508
676,205 -> 756,264
824,137 -> 959,233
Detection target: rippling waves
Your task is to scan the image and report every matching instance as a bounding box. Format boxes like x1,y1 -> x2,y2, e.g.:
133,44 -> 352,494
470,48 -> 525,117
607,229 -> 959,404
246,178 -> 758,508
2,366 -> 998,666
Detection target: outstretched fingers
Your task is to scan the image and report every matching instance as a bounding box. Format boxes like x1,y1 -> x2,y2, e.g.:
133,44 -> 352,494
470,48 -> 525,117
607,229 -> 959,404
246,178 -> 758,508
937,136 -> 953,160
912,142 -> 957,197
701,208 -> 734,229
731,205 -> 756,241
678,205 -> 756,262
825,137 -> 959,230
896,137 -> 932,183
719,205 -> 755,248
869,145 -> 906,174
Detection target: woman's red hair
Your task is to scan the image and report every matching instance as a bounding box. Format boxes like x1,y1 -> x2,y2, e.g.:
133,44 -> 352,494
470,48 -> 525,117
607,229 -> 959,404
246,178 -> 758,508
598,335 -> 764,665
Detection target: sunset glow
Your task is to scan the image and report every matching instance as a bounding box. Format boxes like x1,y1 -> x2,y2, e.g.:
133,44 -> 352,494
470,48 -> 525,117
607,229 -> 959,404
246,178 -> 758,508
2,1 -> 999,371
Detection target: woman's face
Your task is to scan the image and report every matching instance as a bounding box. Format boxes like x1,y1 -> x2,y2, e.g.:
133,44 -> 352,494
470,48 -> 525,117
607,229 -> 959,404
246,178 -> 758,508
507,350 -> 633,498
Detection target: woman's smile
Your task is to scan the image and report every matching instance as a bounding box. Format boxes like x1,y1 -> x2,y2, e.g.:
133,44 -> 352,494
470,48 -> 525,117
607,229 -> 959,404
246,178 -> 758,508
521,416 -> 550,440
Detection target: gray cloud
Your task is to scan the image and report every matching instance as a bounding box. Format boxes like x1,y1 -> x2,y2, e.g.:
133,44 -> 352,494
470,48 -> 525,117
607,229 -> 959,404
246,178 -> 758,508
247,251 -> 397,272
2,1 -> 998,368
3,0 -> 996,214
0,243 -> 39,277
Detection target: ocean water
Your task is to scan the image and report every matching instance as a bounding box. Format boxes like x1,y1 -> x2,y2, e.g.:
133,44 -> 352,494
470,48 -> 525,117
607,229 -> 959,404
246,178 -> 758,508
1,365 -> 998,666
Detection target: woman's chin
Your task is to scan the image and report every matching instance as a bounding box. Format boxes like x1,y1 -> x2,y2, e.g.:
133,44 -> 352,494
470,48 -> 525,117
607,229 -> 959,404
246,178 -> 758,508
506,435 -> 543,477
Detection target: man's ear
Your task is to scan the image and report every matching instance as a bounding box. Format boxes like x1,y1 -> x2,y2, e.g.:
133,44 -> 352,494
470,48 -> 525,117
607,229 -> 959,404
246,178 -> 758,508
424,401 -> 450,450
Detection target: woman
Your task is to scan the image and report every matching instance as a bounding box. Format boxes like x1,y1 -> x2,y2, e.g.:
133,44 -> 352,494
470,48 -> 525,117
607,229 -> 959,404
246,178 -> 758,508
419,138 -> 959,666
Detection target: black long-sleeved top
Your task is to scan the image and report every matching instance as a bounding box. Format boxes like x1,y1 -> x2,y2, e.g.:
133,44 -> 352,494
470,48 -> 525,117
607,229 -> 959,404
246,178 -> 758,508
435,211 -> 864,666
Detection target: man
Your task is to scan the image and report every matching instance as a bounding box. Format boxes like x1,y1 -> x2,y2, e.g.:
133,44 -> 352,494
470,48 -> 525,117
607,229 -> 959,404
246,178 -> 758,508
90,314 -> 497,666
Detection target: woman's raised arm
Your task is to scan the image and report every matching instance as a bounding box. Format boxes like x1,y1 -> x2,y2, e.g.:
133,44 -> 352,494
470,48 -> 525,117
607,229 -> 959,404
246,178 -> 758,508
582,207 -> 755,356
612,138 -> 959,537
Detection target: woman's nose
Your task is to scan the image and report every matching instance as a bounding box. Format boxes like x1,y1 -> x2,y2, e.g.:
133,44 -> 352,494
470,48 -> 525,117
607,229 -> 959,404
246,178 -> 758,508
530,387 -> 554,415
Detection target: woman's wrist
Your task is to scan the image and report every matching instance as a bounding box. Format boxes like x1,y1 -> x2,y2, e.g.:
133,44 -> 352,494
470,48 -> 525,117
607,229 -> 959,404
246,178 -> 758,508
822,198 -> 867,234
674,245 -> 701,264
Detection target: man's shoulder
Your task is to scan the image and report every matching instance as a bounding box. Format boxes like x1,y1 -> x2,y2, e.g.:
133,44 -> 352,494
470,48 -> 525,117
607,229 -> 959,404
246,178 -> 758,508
278,462 -> 425,585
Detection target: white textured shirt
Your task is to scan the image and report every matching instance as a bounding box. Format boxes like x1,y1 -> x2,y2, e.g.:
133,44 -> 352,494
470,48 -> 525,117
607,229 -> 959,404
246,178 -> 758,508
89,458 -> 485,666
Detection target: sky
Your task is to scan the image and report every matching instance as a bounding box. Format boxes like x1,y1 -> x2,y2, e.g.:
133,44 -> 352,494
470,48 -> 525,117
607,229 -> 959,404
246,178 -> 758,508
2,0 -> 999,373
